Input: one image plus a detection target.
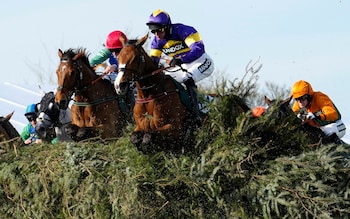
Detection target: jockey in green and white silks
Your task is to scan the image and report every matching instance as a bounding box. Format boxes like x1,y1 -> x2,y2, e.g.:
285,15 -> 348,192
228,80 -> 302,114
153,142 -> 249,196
21,103 -> 41,145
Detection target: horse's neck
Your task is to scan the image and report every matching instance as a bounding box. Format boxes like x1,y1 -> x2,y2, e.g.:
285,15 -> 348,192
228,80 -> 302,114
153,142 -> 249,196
81,65 -> 98,83
136,74 -> 173,99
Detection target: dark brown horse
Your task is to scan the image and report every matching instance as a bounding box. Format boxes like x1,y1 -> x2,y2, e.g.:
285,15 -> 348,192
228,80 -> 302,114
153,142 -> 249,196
0,111 -> 20,148
55,48 -> 125,141
114,35 -> 195,153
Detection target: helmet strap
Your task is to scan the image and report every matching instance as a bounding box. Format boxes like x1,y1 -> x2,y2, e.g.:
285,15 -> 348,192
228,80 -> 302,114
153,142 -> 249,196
165,25 -> 172,38
306,95 -> 312,106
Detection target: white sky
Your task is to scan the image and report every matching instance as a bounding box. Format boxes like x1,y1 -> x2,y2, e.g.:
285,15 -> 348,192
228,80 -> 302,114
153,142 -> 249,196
1,0 -> 349,132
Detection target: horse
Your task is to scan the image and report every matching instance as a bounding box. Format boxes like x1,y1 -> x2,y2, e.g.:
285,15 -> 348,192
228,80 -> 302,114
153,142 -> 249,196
35,91 -> 72,143
0,112 -> 20,150
55,48 -> 126,141
114,35 -> 196,153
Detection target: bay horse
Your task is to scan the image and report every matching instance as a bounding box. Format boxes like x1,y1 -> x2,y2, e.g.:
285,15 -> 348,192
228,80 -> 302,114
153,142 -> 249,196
55,48 -> 125,141
114,35 -> 196,153
0,112 -> 20,149
36,91 -> 72,143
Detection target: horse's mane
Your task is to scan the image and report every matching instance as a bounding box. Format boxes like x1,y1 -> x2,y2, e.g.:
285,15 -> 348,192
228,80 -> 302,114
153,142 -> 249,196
126,39 -> 139,46
61,48 -> 94,71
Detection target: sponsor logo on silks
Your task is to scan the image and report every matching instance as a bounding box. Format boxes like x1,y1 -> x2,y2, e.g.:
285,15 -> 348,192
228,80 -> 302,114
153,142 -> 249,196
162,43 -> 187,55
198,58 -> 212,73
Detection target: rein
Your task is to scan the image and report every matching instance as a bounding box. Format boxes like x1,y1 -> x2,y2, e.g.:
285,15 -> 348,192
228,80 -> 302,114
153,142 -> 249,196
136,89 -> 178,103
58,59 -> 117,107
73,96 -> 117,106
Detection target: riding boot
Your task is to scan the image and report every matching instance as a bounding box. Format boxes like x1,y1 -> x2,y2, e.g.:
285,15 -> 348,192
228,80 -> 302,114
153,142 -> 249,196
328,133 -> 343,145
184,78 -> 202,127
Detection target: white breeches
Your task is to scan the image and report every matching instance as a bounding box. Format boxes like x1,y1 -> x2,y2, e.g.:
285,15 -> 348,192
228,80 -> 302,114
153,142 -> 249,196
165,53 -> 214,83
320,119 -> 346,138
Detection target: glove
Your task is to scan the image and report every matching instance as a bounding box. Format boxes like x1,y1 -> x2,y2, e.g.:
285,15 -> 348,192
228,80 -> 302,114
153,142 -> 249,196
306,112 -> 315,120
297,113 -> 304,120
169,58 -> 183,67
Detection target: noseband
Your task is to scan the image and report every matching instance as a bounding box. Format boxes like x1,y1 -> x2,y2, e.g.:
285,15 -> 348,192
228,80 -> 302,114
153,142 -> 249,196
118,46 -> 170,90
56,59 -> 89,98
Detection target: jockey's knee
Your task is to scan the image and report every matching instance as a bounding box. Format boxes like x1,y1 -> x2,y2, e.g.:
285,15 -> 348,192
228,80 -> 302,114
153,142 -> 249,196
184,77 -> 196,87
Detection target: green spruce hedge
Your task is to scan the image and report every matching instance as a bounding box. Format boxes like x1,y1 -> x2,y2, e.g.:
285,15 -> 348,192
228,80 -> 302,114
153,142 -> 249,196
1,77 -> 349,218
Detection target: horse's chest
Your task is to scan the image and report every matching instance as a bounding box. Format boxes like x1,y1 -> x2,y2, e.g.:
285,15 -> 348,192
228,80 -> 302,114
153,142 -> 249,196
135,103 -> 164,129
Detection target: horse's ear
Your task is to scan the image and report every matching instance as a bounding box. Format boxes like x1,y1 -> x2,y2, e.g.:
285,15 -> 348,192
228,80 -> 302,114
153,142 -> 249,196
264,96 -> 272,106
4,111 -> 14,121
282,96 -> 292,105
136,34 -> 148,47
58,49 -> 63,59
73,50 -> 85,61
38,85 -> 46,97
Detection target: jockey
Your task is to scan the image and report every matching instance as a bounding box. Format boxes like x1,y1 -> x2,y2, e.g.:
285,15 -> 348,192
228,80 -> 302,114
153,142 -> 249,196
90,30 -> 128,83
21,103 -> 42,145
291,80 -> 346,144
90,30 -> 135,115
146,9 -> 215,126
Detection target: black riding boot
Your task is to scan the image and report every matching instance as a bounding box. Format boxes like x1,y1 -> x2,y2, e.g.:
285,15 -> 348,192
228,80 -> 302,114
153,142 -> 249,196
328,133 -> 343,145
184,78 -> 201,126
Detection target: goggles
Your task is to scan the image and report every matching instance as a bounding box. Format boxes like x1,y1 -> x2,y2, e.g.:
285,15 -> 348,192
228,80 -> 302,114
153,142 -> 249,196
26,115 -> 37,122
109,48 -> 122,54
151,27 -> 165,34
295,95 -> 309,102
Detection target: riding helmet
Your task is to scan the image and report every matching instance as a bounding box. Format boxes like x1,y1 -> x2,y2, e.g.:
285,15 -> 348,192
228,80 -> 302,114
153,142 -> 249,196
105,30 -> 128,49
146,9 -> 172,31
25,103 -> 38,116
291,80 -> 314,99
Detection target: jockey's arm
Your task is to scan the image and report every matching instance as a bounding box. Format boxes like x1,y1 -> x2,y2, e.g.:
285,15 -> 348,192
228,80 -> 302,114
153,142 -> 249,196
90,48 -> 111,67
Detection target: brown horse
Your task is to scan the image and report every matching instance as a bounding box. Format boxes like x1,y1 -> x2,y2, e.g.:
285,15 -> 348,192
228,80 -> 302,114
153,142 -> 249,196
0,111 -> 20,148
55,48 -> 125,141
114,35 -> 195,153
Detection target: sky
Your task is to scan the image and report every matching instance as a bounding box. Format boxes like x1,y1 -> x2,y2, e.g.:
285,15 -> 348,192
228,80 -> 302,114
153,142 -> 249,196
0,0 -> 349,139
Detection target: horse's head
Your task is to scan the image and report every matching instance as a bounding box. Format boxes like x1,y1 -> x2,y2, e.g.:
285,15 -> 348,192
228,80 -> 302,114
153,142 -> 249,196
36,91 -> 59,141
265,95 -> 293,118
0,111 -> 19,140
115,34 -> 158,95
55,48 -> 91,109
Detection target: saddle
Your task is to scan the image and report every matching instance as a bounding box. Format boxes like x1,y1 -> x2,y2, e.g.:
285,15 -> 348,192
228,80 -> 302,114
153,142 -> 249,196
171,78 -> 192,110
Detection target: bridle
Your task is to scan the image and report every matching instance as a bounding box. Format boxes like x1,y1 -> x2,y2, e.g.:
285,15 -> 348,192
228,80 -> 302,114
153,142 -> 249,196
56,58 -> 88,97
117,45 -> 179,103
118,45 -> 171,90
56,56 -> 118,107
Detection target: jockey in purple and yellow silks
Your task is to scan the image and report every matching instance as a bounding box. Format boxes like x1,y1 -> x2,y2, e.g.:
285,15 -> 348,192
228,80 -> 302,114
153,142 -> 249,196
146,9 -> 215,126
291,80 -> 346,144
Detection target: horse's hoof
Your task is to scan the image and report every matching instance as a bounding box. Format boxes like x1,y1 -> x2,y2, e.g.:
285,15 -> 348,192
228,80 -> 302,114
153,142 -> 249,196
131,133 -> 141,145
142,133 -> 152,144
